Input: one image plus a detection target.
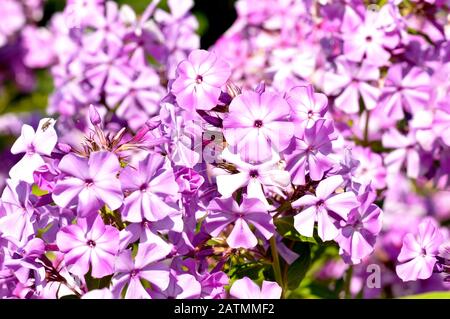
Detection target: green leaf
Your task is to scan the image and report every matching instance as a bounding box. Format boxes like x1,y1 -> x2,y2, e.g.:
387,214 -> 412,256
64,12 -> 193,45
32,184 -> 49,196
228,262 -> 268,282
399,291 -> 450,299
275,217 -> 317,244
287,242 -> 311,290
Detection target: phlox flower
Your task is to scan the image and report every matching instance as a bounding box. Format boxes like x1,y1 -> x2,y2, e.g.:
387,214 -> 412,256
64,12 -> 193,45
229,277 -> 281,299
396,218 -> 444,282
223,91 -> 294,163
379,64 -> 431,120
382,128 -> 425,179
119,153 -> 179,223
0,180 -> 36,242
111,240 -> 172,299
341,6 -> 397,66
1,238 -> 45,286
171,49 -> 231,111
105,67 -> 164,131
285,84 -> 328,136
215,148 -> 290,207
335,185 -> 383,263
52,151 -> 123,217
350,146 -> 386,190
205,196 -> 274,249
9,118 -> 57,183
292,175 -> 359,241
284,119 -> 335,185
56,215 -> 120,278
322,58 -> 380,113
149,269 -> 202,299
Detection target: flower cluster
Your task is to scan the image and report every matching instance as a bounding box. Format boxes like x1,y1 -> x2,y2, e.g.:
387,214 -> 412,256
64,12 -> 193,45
0,0 -> 449,299
215,0 -> 450,296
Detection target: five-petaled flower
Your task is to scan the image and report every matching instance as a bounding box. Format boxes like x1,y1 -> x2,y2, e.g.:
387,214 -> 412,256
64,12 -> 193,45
56,215 -> 120,278
52,151 -> 124,217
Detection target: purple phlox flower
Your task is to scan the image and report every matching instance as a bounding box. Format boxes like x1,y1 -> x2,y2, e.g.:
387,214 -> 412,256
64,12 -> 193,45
335,184 -> 383,264
341,6 -> 398,66
105,67 -> 164,131
350,146 -> 386,190
379,64 -> 431,120
149,269 -> 202,299
322,57 -> 380,113
119,153 -> 179,223
82,1 -> 125,52
229,277 -> 282,299
2,237 -> 46,285
175,258 -> 229,299
0,179 -> 36,242
284,119 -> 336,185
292,175 -> 359,241
48,59 -> 99,117
52,151 -> 123,217
285,84 -> 328,137
171,49 -> 231,111
335,146 -> 360,180
215,148 -> 290,208
205,196 -> 274,249
111,240 -> 172,299
119,212 -> 183,250
64,0 -> 105,29
396,218 -> 444,282
223,91 -> 294,163
9,118 -> 57,183
155,1 -> 200,78
382,128 -> 424,179
410,108 -> 437,151
268,45 -> 317,84
56,214 -> 120,278
81,39 -> 129,92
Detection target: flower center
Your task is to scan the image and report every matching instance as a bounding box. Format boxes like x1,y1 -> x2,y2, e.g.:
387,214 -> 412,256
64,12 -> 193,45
421,248 -> 427,256
307,110 -> 314,118
26,144 -> 36,155
249,170 -> 259,178
195,75 -> 203,84
85,178 -> 94,187
130,269 -> 140,277
254,120 -> 263,128
87,240 -> 96,248
316,199 -> 325,207
140,183 -> 149,192
366,35 -> 373,42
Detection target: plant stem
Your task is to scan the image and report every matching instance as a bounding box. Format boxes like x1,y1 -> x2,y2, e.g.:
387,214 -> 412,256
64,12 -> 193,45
363,111 -> 370,145
344,265 -> 353,299
269,236 -> 285,298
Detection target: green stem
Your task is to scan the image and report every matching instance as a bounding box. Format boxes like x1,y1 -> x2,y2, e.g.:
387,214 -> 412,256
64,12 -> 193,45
344,265 -> 353,299
269,236 -> 285,298
363,111 -> 370,145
